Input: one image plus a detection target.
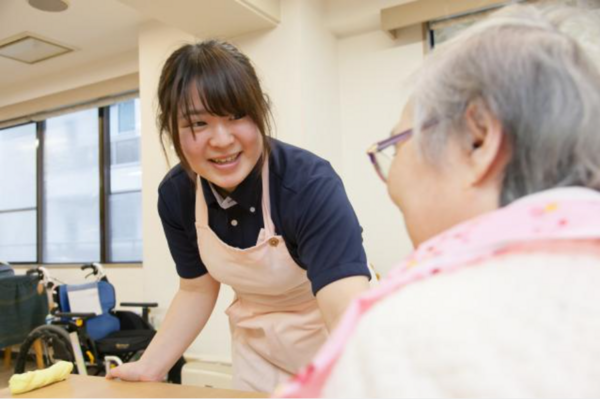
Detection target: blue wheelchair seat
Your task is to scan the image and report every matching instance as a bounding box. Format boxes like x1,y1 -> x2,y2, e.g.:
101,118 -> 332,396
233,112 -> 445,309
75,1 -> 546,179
58,281 -> 120,341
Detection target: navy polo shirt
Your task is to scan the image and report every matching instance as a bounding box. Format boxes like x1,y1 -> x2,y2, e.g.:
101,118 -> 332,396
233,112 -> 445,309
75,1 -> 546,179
157,139 -> 369,295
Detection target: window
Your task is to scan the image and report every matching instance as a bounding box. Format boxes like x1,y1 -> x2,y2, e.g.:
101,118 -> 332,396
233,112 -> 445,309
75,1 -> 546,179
117,101 -> 136,134
107,99 -> 142,262
428,0 -> 600,48
44,109 -> 100,263
0,124 -> 37,263
0,97 -> 142,264
428,6 -> 502,48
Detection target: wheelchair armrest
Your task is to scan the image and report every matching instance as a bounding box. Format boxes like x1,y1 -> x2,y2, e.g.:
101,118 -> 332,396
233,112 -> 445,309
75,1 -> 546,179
54,311 -> 97,320
119,302 -> 158,308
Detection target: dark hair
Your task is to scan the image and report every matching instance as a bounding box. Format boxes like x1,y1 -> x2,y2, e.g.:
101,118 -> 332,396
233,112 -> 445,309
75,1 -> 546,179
157,39 -> 272,173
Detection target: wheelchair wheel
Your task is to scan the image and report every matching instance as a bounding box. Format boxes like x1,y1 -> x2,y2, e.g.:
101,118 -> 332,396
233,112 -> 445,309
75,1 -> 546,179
14,325 -> 76,374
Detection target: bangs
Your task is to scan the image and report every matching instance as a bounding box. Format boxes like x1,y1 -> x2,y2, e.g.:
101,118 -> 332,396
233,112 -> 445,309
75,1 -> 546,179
178,56 -> 257,123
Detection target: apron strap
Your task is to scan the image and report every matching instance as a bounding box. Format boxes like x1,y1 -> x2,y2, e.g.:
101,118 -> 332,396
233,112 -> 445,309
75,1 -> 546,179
195,175 -> 208,227
260,159 -> 276,236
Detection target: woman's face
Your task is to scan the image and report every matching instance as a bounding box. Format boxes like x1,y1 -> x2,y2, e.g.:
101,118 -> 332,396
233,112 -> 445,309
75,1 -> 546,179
177,89 -> 263,193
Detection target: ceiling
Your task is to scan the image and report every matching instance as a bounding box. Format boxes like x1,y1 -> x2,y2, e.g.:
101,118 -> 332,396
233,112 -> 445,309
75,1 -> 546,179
0,0 -> 146,93
0,0 -> 412,102
117,0 -> 280,38
325,0 -> 416,38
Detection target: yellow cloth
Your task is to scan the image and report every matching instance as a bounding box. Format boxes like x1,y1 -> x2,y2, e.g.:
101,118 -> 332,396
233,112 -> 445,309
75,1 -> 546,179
9,361 -> 74,394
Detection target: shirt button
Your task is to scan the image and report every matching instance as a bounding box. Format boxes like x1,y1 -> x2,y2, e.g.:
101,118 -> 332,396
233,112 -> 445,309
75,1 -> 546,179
250,207 -> 256,213
231,220 -> 238,227
268,237 -> 279,247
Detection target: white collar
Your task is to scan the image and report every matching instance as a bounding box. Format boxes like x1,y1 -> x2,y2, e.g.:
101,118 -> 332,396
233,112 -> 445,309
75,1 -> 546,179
209,183 -> 238,210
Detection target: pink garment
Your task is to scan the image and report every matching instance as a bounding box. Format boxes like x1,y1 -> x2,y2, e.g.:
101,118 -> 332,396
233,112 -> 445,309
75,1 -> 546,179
195,160 -> 328,393
278,187 -> 600,397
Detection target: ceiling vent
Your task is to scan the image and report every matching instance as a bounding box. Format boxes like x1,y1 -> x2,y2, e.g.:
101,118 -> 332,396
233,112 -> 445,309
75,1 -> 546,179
0,32 -> 73,64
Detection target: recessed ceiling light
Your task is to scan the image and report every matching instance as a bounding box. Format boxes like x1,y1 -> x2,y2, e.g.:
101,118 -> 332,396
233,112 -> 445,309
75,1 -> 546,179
28,0 -> 70,12
0,33 -> 73,64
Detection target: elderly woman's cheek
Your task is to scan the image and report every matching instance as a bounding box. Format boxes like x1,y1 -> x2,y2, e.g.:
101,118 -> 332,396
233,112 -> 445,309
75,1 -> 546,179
386,159 -> 405,209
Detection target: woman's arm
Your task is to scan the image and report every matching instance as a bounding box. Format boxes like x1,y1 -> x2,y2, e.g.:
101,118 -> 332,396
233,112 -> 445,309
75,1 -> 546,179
290,170 -> 372,332
107,273 -> 220,381
316,275 -> 370,331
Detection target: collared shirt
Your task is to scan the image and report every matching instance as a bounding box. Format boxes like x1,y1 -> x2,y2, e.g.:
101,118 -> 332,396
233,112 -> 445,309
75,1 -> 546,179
208,183 -> 238,210
157,139 -> 369,295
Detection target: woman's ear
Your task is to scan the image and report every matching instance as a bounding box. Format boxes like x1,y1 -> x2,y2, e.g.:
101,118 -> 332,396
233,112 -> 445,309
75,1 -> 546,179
463,100 -> 506,187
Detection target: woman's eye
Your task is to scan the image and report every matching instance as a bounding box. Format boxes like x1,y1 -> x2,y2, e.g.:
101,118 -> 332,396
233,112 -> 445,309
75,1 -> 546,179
230,113 -> 246,121
191,121 -> 207,128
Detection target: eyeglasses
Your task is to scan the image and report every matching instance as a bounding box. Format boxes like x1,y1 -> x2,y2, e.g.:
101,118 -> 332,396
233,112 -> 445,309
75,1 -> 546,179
367,128 -> 413,182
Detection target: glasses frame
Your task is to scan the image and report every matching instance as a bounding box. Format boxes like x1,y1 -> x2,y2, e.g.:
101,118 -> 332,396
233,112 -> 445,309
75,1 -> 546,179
367,120 -> 439,182
367,128 -> 414,182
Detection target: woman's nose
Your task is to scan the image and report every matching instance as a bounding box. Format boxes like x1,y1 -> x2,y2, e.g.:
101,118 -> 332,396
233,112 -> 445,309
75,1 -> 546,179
209,122 -> 235,147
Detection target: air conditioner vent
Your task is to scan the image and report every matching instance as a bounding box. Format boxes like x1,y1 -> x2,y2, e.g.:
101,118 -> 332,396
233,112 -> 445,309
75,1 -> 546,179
0,32 -> 73,64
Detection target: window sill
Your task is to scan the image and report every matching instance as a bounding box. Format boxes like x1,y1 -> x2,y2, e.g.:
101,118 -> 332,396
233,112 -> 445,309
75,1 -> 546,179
11,263 -> 143,269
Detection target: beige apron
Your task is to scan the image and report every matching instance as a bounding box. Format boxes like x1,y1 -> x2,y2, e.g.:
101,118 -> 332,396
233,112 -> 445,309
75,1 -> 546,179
194,159 -> 329,393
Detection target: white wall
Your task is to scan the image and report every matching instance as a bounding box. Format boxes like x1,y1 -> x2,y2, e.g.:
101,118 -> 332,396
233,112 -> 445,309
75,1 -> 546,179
338,26 -> 425,277
233,0 -> 342,171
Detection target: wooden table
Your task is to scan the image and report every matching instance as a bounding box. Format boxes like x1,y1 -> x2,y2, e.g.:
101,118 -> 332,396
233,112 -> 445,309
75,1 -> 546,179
0,375 -> 268,398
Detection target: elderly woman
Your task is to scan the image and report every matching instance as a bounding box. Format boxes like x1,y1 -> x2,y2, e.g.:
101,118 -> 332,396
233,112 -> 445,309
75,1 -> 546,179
279,3 -> 600,398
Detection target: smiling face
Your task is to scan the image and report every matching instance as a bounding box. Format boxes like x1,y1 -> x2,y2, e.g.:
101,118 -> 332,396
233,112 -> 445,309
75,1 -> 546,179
178,88 -> 264,193
157,41 -> 273,193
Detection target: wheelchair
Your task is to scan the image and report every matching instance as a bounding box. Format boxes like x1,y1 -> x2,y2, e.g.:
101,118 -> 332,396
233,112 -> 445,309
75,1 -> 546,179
14,263 -> 184,383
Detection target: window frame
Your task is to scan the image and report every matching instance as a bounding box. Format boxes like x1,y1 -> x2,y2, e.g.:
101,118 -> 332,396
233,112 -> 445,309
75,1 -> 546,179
427,2 -> 520,49
0,121 -> 39,263
0,98 -> 142,265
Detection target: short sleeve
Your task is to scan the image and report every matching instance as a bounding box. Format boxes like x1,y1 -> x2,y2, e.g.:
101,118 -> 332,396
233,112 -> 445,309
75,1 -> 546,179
158,181 -> 208,279
294,174 -> 370,295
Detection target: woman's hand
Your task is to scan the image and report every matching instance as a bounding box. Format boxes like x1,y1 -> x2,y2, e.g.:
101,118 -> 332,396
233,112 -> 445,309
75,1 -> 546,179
105,360 -> 164,382
105,274 -> 220,383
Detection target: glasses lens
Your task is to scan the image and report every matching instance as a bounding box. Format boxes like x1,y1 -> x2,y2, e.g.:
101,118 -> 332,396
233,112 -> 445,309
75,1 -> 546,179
374,148 -> 394,181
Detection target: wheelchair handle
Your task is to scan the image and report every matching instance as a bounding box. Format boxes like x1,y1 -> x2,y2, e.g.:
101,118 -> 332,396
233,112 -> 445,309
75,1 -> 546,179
81,263 -> 107,281
25,268 -> 39,277
26,266 -> 52,288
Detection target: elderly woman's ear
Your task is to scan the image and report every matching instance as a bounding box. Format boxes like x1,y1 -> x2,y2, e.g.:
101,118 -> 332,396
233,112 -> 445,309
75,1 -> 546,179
462,100 -> 508,189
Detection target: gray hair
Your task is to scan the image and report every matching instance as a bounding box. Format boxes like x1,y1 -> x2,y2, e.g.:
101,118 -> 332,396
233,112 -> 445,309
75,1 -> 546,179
411,3 -> 600,205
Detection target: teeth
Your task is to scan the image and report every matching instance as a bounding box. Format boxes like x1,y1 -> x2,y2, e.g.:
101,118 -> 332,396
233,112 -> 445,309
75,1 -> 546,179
212,154 -> 238,164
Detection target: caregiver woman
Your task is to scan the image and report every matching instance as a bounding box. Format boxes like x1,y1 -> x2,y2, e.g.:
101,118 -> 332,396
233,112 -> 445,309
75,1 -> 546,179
107,40 -> 371,392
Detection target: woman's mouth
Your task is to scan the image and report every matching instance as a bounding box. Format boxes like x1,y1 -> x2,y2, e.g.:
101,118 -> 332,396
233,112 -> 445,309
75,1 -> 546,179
210,152 -> 241,165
